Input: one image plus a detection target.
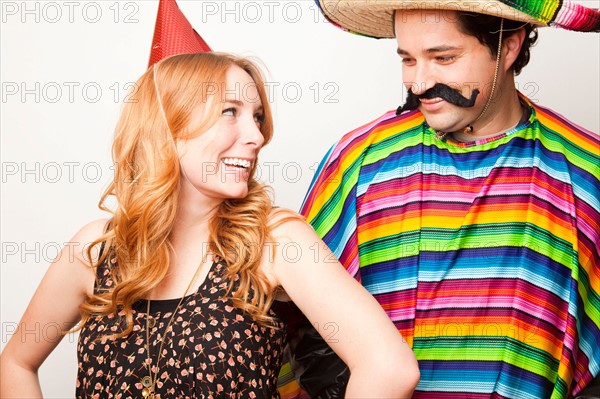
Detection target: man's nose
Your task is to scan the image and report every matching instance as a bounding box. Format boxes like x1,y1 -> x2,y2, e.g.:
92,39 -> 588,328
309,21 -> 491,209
409,63 -> 436,96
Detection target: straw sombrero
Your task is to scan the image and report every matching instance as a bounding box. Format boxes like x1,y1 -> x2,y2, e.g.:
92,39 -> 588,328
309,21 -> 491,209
316,0 -> 600,38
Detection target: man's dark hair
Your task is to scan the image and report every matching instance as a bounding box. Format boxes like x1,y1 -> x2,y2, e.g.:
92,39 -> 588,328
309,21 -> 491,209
456,13 -> 538,75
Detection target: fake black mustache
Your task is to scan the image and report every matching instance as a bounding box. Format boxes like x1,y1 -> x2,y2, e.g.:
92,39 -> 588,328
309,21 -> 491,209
396,83 -> 480,115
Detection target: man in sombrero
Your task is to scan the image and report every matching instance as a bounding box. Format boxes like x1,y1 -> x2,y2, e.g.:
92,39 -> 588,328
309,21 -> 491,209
288,0 -> 600,398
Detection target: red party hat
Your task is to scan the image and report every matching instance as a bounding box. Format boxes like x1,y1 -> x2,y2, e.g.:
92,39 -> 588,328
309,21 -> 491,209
148,0 -> 212,67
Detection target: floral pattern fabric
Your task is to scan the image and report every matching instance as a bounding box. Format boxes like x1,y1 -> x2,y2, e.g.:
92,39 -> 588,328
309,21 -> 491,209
76,256 -> 287,399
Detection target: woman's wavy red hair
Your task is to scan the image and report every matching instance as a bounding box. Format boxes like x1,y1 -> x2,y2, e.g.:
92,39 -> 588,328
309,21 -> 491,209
81,53 -> 283,338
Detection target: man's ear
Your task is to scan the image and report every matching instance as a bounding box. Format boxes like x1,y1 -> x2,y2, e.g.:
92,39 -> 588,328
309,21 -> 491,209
503,28 -> 527,72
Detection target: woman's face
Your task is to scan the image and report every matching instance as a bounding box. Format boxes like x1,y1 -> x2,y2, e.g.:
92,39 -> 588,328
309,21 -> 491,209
176,65 -> 266,207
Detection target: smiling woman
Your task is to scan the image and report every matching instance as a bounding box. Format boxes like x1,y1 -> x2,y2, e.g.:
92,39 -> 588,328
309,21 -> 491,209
174,61 -> 268,205
83,53 -> 280,339
0,51 -> 420,399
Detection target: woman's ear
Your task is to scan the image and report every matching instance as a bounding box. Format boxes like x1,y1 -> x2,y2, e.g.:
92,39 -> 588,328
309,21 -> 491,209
503,28 -> 527,72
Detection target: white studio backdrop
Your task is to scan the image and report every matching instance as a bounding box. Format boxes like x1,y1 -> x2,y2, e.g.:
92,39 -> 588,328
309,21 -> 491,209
1,1 -> 598,397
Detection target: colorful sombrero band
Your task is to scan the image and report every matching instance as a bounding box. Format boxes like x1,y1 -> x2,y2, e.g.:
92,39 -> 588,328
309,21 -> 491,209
316,0 -> 600,38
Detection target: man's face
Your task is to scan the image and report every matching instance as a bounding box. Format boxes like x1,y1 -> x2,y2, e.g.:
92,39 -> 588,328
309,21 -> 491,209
395,10 -> 497,132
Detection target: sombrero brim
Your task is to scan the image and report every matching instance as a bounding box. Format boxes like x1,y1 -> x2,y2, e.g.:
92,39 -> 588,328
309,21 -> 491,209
317,0 -> 600,38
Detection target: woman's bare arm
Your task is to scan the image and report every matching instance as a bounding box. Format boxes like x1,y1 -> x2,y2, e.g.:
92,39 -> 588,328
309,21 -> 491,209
265,212 -> 420,398
0,219 -> 106,398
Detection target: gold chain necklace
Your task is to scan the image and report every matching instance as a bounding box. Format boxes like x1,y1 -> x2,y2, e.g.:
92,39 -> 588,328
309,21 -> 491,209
141,260 -> 206,398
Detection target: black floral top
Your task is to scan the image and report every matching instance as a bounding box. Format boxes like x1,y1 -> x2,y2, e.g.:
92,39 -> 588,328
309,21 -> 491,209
76,253 -> 288,399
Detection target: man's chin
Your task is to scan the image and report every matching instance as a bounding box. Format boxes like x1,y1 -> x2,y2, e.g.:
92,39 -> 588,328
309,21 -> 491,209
422,112 -> 467,134
423,116 -> 453,133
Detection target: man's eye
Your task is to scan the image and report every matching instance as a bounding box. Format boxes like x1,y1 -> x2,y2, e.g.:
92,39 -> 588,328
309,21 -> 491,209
222,108 -> 236,116
436,56 -> 455,63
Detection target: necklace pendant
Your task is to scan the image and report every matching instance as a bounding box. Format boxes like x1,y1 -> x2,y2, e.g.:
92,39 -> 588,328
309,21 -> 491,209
142,386 -> 154,398
142,376 -> 153,387
434,130 -> 448,140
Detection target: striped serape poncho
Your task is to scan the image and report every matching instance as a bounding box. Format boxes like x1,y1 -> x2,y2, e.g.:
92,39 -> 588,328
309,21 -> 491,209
299,96 -> 600,398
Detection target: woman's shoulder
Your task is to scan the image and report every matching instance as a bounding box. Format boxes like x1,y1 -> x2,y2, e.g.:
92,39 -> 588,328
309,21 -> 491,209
69,218 -> 112,265
268,206 -> 300,219
36,218 -> 112,300
267,208 -> 327,255
268,208 -> 310,235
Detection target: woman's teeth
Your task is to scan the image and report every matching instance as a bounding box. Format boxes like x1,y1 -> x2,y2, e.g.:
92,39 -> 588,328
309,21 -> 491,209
222,158 -> 251,169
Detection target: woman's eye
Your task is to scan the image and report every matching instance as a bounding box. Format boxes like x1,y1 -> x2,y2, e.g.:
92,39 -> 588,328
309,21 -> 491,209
254,113 -> 265,124
222,108 -> 236,117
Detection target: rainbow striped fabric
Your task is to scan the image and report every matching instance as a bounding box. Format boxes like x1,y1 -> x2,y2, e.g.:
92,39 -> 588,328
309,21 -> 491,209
300,96 -> 599,398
